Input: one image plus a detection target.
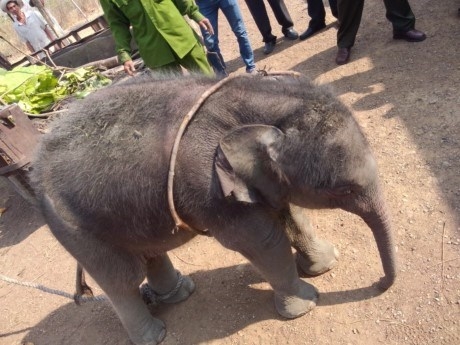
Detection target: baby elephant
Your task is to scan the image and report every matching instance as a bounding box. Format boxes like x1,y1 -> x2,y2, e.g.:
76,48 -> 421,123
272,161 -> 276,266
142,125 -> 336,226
31,72 -> 396,345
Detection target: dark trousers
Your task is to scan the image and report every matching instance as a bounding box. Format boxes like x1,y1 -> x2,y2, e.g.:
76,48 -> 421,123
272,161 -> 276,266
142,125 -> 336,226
306,0 -> 338,29
244,0 -> 294,42
337,0 -> 416,48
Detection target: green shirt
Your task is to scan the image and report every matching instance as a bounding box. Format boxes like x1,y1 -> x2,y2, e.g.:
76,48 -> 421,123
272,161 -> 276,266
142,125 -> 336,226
100,0 -> 205,68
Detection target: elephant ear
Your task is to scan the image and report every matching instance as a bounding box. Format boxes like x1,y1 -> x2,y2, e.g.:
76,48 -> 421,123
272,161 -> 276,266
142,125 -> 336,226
214,125 -> 289,209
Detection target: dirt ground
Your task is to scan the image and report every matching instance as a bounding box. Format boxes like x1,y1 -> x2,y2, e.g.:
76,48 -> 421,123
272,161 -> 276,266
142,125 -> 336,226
0,1 -> 459,344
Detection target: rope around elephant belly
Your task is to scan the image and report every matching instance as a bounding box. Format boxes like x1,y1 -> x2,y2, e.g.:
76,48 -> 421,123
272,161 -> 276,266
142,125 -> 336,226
0,271 -> 184,305
167,70 -> 302,236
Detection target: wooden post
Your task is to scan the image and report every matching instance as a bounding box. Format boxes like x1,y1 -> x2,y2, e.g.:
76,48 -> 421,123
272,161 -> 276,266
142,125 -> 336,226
29,0 -> 60,38
69,0 -> 89,22
0,52 -> 12,70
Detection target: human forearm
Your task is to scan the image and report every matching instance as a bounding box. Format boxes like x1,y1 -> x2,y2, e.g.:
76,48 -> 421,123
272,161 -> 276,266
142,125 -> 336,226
26,42 -> 34,53
44,25 -> 57,41
99,0 -> 133,63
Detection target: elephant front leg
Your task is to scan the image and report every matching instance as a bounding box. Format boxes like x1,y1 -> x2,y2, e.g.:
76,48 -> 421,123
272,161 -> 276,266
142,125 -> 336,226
286,205 -> 339,276
214,214 -> 318,319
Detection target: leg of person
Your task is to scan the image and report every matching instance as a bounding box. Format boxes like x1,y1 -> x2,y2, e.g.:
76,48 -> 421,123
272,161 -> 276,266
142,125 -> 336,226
152,61 -> 184,75
266,0 -> 298,39
308,0 -> 327,30
221,0 -> 256,73
385,0 -> 426,41
329,0 -> 338,18
335,0 -> 364,65
178,42 -> 215,76
299,0 -> 327,40
243,0 -> 277,54
196,0 -> 228,77
243,0 -> 276,43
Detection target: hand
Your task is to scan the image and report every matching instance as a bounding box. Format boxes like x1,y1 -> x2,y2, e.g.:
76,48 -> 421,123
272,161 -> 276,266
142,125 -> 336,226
198,18 -> 214,35
123,60 -> 136,76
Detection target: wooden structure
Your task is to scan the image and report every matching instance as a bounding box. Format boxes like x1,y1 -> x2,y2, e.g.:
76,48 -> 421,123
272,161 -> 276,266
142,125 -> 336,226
9,15 -> 110,69
0,104 -> 41,204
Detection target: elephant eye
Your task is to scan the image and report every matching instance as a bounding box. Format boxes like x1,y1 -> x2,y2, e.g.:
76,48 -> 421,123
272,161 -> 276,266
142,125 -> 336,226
335,186 -> 353,196
324,185 -> 354,198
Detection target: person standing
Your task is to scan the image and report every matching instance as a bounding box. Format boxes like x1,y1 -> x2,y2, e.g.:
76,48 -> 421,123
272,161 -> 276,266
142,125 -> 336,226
99,0 -> 214,76
243,0 -> 299,55
1,0 -> 56,56
299,0 -> 337,40
196,0 -> 257,77
335,0 -> 426,65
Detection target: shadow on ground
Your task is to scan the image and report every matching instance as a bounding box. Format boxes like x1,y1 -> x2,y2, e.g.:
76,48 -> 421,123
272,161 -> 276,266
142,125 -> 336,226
0,182 -> 45,248
20,263 -> 387,345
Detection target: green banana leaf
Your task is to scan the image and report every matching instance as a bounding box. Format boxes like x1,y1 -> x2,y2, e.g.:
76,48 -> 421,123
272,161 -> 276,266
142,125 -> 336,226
0,65 -> 111,115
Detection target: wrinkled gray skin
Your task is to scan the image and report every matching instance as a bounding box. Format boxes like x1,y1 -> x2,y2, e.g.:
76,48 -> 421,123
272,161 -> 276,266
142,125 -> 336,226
31,73 -> 396,345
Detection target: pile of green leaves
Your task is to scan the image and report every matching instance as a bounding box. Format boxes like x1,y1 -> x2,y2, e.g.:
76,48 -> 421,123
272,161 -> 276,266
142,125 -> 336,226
0,65 -> 111,115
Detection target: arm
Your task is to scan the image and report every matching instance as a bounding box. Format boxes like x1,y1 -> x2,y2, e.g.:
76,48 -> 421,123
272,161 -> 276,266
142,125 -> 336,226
44,25 -> 56,42
99,0 -> 135,74
26,42 -> 35,53
173,0 -> 214,35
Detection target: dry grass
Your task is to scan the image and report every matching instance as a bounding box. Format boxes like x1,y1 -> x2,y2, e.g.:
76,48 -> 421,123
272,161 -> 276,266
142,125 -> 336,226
0,0 -> 103,63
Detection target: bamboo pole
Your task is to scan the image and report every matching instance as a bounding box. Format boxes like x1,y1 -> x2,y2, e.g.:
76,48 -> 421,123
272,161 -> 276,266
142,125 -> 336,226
69,0 -> 89,22
29,0 -> 60,38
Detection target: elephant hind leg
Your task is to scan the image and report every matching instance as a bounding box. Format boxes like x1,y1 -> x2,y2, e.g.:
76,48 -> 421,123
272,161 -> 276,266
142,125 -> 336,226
142,254 -> 195,306
41,194 -> 166,344
71,242 -> 166,345
76,244 -> 167,345
60,237 -> 167,345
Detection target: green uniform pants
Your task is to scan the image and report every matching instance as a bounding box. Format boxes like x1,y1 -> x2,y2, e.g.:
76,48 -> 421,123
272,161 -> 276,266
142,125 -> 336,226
153,43 -> 214,76
337,0 -> 416,48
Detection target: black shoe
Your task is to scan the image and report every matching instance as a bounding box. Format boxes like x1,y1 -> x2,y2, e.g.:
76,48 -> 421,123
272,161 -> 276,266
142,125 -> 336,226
263,40 -> 276,54
283,27 -> 299,40
299,23 -> 326,41
335,47 -> 351,65
393,29 -> 426,42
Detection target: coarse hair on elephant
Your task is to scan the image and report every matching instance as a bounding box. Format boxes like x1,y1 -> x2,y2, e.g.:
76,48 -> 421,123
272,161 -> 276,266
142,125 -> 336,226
31,72 -> 396,345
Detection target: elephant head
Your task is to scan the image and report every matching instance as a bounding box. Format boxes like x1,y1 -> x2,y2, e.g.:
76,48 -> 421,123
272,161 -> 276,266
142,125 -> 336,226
215,118 -> 396,290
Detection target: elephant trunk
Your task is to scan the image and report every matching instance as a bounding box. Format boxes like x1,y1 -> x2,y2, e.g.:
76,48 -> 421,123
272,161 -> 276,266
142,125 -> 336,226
360,195 -> 397,291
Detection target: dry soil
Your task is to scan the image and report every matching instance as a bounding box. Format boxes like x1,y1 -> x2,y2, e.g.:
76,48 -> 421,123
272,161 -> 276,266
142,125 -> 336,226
0,1 -> 459,344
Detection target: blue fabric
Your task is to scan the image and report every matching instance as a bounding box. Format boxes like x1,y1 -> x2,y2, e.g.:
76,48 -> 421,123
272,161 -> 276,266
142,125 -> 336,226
196,0 -> 256,74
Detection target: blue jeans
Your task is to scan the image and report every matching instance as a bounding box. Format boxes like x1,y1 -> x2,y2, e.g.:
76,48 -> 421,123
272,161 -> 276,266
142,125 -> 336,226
196,0 -> 256,75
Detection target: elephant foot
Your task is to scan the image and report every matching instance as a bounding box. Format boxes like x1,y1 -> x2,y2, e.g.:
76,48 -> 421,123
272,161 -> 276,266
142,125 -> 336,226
274,279 -> 318,319
161,274 -> 195,304
141,272 -> 195,306
130,317 -> 166,345
296,240 -> 339,277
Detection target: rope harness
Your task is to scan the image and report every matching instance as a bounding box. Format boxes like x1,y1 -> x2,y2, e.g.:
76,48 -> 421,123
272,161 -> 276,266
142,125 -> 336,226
0,271 -> 184,305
